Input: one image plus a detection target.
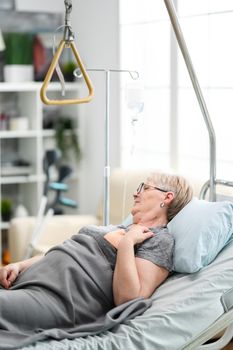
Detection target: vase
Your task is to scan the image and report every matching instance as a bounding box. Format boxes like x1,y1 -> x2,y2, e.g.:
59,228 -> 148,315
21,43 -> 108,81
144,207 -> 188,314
3,64 -> 34,82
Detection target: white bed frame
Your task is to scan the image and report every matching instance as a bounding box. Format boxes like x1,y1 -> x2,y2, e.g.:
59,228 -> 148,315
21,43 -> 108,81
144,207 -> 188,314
183,311 -> 233,349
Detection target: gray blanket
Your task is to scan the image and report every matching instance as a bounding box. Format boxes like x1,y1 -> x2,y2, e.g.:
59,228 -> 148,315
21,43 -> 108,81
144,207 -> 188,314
0,234 -> 151,349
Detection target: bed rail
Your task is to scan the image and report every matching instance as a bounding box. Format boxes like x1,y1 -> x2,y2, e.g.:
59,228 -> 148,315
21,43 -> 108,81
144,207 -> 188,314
199,179 -> 233,202
181,309 -> 233,349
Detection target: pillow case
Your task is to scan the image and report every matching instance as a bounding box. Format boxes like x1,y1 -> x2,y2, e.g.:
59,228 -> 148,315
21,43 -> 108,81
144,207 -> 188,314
121,214 -> 133,227
168,198 -> 233,273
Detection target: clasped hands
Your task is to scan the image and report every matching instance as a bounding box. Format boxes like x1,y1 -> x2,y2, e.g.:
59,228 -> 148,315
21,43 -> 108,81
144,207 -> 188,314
122,224 -> 154,245
0,263 -> 20,289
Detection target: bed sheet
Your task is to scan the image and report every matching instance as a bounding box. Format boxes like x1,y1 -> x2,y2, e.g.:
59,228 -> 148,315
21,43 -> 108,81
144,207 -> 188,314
22,241 -> 233,350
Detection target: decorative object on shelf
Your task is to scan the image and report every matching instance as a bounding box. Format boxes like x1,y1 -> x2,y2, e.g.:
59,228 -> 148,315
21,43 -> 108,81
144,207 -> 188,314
9,116 -> 29,131
3,32 -> 34,82
1,159 -> 32,176
14,203 -> 29,217
0,198 -> 12,222
43,149 -> 78,215
0,113 -> 8,130
0,30 -> 5,51
33,34 -> 54,82
0,29 -> 5,81
62,61 -> 77,82
54,116 -> 81,163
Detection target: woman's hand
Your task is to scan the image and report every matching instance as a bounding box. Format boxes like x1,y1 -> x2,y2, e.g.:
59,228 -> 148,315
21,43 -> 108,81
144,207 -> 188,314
0,263 -> 20,289
0,255 -> 43,289
124,224 -> 154,245
113,224 -> 167,305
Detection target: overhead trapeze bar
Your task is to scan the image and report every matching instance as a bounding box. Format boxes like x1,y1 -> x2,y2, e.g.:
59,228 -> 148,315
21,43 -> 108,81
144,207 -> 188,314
163,0 -> 217,201
40,0 -> 94,106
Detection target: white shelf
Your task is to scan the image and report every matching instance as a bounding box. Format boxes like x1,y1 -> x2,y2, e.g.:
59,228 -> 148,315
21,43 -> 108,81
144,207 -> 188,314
0,130 -> 38,138
0,174 -> 39,184
42,129 -> 55,137
0,222 -> 10,230
15,0 -> 64,13
0,82 -> 80,92
0,82 -> 81,221
42,129 -> 79,137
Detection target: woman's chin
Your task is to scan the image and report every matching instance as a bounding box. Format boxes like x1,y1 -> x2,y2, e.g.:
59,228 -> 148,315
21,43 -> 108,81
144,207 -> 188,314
131,208 -> 136,216
132,213 -> 141,224
131,204 -> 139,215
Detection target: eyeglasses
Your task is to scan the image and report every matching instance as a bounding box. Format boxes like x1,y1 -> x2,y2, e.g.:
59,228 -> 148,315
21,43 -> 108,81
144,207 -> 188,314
136,182 -> 169,194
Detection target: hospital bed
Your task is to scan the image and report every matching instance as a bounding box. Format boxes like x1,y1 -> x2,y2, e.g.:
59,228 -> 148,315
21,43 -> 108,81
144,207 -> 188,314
7,168 -> 233,350
21,240 -> 233,350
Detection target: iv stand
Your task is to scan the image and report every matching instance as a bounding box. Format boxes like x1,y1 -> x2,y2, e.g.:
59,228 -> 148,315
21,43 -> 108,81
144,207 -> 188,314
163,0 -> 216,201
85,69 -> 139,225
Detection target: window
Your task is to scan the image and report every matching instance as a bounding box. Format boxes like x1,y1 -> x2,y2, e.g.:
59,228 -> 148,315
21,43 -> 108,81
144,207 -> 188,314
119,1 -> 171,170
119,0 -> 233,183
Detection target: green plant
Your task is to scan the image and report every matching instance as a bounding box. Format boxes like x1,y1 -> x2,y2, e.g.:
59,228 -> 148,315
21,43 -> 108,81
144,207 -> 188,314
63,61 -> 77,81
4,32 -> 34,65
55,116 -> 82,162
1,198 -> 12,221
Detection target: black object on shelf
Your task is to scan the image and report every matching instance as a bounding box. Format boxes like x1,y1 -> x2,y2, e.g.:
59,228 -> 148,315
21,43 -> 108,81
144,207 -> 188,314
43,149 -> 78,215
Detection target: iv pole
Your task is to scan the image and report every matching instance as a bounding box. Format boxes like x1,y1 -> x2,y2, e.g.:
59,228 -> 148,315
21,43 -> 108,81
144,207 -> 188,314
85,69 -> 139,225
163,0 -> 217,201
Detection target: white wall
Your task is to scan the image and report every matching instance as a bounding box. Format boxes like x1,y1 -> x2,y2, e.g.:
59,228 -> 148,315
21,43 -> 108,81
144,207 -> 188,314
15,0 -> 64,12
71,0 -> 120,216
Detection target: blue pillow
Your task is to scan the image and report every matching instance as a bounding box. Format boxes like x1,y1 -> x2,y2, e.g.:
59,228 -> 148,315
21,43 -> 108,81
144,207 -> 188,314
121,214 -> 133,227
168,198 -> 233,273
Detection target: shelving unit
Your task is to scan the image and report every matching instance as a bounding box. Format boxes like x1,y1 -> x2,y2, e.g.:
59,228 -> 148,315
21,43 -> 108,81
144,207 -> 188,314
0,81 -> 82,260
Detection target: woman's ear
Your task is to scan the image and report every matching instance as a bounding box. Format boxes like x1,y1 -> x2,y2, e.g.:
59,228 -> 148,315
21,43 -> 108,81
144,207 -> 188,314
164,191 -> 174,204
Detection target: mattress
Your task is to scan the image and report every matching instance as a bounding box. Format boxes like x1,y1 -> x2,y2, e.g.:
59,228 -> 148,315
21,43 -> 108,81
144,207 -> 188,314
22,240 -> 233,350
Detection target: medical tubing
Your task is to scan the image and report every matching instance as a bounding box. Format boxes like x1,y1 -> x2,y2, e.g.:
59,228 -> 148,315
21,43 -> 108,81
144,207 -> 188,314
53,29 -> 66,96
163,0 -> 216,201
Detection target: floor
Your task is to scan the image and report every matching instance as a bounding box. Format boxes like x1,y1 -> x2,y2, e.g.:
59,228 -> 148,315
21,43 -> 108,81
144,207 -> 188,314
223,343 -> 233,350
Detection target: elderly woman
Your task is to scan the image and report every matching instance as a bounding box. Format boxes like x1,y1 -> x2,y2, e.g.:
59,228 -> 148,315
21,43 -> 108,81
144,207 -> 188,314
0,171 -> 193,343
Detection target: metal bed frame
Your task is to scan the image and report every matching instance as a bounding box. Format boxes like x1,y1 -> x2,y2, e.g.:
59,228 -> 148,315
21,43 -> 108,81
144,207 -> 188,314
164,1 -> 233,349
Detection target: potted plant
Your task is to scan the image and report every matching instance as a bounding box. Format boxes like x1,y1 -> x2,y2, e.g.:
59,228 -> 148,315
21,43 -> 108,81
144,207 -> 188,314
3,32 -> 34,82
62,61 -> 78,82
54,116 -> 82,163
1,198 -> 12,222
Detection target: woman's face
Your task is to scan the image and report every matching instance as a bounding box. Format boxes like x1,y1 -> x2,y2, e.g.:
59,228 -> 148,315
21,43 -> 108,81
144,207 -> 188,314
131,181 -> 167,222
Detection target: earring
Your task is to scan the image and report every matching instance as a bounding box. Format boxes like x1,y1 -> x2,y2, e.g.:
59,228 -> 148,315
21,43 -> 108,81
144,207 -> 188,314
160,202 -> 165,208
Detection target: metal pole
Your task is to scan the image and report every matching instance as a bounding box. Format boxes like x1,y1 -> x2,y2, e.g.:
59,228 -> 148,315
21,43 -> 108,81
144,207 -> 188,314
0,140 -> 2,264
163,0 -> 216,201
86,69 -> 139,225
104,70 -> 110,225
